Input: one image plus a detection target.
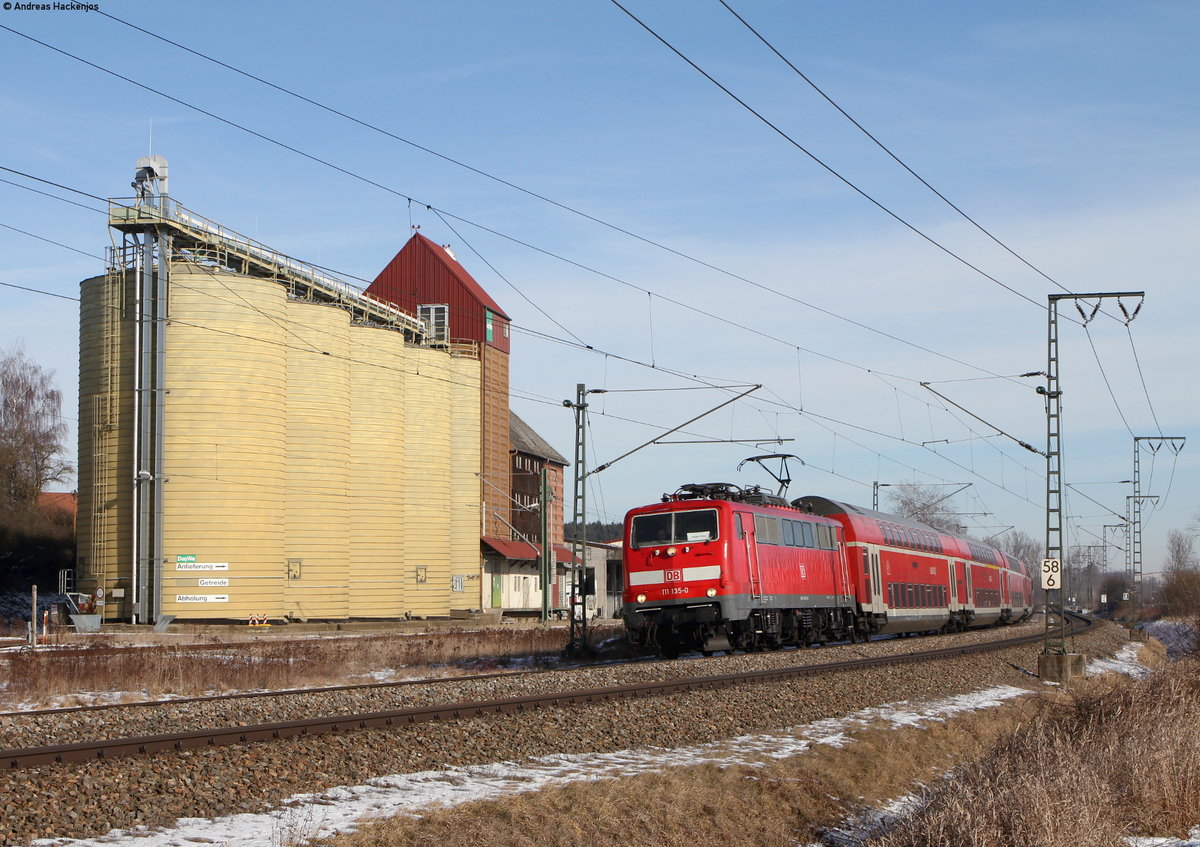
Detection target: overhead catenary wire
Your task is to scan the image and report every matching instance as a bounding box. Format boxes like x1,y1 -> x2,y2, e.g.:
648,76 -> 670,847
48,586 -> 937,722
0,246 -> 1053,521
73,9 -> 1121,535
0,18 -> 1166,513
716,0 -> 1077,298
0,185 -> 1060,519
87,11 -> 1042,383
606,0 -> 1058,315
0,23 -> 1048,390
1125,325 -> 1164,435
1082,323 -> 1135,438
0,159 -> 1150,532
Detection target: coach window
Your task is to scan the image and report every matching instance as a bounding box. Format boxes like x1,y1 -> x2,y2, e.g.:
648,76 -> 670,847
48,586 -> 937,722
782,520 -> 795,547
800,522 -> 815,548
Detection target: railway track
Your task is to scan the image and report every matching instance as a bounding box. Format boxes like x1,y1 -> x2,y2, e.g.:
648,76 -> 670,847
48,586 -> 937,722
0,614 -> 1090,770
0,654 -> 636,721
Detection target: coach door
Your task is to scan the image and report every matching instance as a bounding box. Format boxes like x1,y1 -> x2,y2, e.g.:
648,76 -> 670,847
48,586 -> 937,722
736,512 -> 762,599
832,529 -> 852,605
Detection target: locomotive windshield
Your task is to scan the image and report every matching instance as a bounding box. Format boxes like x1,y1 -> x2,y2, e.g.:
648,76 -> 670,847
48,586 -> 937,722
631,509 -> 719,548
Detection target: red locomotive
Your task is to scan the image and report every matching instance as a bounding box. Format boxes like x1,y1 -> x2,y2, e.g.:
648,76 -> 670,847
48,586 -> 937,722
622,482 -> 1033,657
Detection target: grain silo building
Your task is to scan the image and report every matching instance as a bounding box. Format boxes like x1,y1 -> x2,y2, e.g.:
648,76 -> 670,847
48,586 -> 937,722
76,158 -> 489,623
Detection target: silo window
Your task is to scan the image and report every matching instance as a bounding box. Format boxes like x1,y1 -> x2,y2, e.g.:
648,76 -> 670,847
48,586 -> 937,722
419,304 -> 449,344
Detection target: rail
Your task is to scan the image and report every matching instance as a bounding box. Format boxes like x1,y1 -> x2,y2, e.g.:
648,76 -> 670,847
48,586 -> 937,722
0,614 -> 1094,770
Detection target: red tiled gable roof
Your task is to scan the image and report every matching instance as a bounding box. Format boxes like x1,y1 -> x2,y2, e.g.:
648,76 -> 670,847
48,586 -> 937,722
38,491 -> 76,515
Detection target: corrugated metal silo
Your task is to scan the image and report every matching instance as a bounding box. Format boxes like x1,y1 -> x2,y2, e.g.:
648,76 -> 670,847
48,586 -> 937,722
348,325 -> 407,617
284,299 -> 352,621
160,265 -> 288,619
450,350 -> 483,610
77,270 -> 135,613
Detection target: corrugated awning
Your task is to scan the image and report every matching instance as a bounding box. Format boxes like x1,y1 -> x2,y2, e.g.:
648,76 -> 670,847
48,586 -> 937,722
481,538 -> 581,565
554,544 -> 580,565
482,536 -> 538,561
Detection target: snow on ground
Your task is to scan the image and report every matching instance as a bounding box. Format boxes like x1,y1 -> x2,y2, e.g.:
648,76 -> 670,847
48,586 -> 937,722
31,685 -> 1034,847
1087,640 -> 1153,679
1141,619 -> 1197,660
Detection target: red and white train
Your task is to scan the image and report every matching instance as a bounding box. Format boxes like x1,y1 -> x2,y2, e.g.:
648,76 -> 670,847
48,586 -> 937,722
622,483 -> 1033,657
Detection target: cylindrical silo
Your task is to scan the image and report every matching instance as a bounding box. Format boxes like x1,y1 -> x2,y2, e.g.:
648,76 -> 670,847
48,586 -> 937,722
77,269 -> 136,617
347,324 -> 407,617
448,352 -> 483,611
160,263 -> 288,620
402,347 -> 454,617
283,298 -> 351,620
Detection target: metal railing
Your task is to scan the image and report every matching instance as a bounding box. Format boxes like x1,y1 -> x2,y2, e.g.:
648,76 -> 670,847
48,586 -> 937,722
109,199 -> 427,337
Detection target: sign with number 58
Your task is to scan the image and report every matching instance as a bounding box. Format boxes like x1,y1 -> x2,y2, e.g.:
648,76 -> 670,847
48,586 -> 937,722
1041,558 -> 1061,590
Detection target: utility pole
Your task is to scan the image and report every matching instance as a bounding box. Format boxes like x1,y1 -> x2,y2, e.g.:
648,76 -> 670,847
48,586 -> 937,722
561,382 -> 762,657
565,384 -> 590,657
1040,291 -> 1143,680
539,467 -> 552,622
1128,436 -> 1185,622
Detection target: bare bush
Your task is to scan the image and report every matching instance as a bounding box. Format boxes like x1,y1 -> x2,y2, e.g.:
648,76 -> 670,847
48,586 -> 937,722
868,659 -> 1200,847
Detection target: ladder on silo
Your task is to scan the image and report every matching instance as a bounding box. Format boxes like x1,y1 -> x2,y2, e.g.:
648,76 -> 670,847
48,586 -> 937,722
88,250 -> 128,609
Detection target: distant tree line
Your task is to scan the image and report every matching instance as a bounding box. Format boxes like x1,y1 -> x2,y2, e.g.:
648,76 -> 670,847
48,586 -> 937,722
563,520 -> 624,544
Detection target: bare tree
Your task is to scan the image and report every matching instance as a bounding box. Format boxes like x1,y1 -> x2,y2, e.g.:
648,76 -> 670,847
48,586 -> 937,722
0,345 -> 72,510
1162,528 -> 1200,620
992,529 -> 1043,565
882,482 -> 966,534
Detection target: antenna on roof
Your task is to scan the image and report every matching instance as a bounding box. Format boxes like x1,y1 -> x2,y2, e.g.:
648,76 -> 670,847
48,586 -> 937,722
737,453 -> 803,497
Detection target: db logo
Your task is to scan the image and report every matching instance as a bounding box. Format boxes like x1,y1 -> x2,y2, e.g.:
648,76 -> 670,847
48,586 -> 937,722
665,569 -> 682,582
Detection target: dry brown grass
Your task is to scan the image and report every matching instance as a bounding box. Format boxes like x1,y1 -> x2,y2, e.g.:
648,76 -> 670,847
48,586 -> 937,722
1,625 -> 623,707
870,657 -> 1200,847
317,693 -> 1033,847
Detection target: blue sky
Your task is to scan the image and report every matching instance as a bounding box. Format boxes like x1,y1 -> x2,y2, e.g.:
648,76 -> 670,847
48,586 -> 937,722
0,1 -> 1195,578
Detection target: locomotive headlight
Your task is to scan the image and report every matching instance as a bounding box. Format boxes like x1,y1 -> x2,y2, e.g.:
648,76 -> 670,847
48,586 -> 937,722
706,588 -> 717,597
665,546 -> 677,557
636,593 -> 647,603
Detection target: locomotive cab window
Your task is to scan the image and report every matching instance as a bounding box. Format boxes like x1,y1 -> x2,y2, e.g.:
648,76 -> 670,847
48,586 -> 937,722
631,509 -> 719,548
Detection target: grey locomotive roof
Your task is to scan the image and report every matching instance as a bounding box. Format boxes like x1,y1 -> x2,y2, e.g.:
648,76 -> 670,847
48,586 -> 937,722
510,412 -> 568,466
